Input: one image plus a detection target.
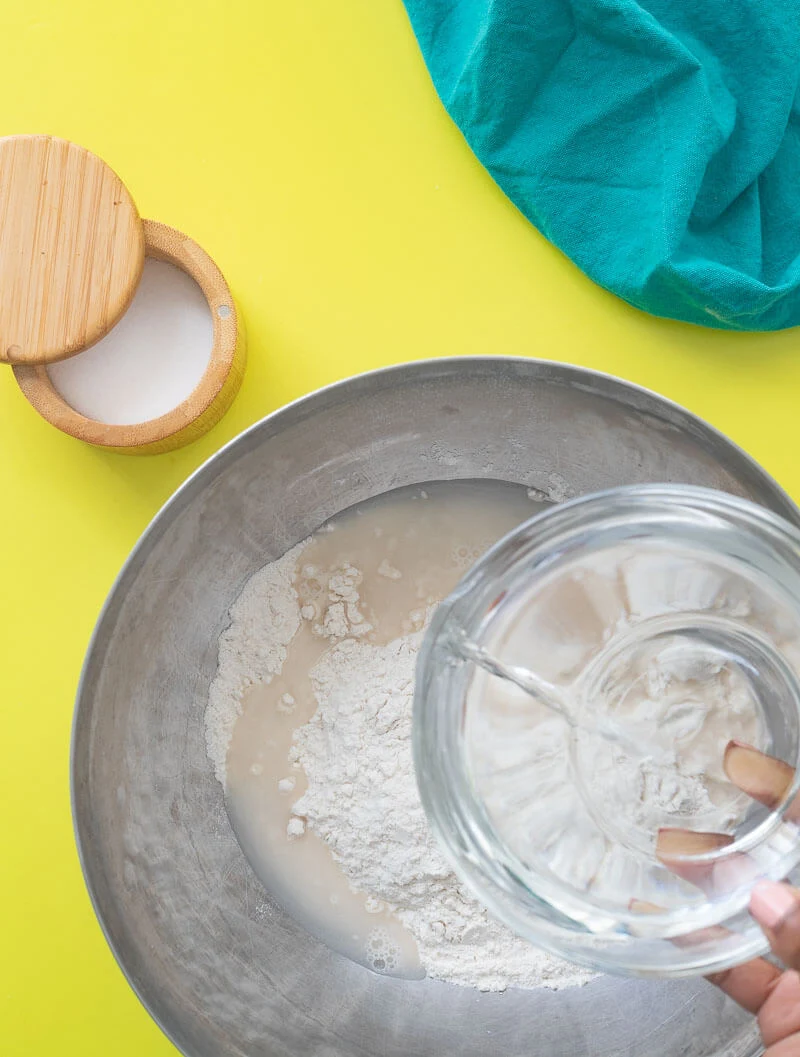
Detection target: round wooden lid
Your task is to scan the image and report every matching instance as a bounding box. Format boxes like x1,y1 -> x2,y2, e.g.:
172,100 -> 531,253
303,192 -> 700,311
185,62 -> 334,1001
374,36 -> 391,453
0,135 -> 145,365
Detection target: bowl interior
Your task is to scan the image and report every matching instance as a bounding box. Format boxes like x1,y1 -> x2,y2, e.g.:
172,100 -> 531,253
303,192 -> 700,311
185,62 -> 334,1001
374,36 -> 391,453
72,359 -> 789,1057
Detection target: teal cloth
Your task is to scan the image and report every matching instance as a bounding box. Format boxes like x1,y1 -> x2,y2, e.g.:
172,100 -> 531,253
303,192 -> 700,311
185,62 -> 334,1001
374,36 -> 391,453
402,0 -> 800,330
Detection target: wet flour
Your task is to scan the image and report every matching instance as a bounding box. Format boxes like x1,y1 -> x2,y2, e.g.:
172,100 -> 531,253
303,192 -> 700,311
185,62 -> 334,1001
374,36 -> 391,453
205,482 -> 590,991
291,633 -> 588,991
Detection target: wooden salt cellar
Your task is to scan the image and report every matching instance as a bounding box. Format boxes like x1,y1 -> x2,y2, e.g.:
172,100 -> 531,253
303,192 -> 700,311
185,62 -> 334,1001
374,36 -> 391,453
0,135 -> 246,453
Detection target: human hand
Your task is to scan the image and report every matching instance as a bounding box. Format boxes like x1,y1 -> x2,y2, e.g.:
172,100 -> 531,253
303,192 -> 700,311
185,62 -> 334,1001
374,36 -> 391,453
657,743 -> 800,1056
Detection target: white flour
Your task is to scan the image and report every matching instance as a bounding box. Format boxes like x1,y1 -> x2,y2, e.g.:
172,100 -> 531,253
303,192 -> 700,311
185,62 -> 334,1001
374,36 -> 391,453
205,543 -> 305,786
205,517 -> 591,991
290,633 -> 589,991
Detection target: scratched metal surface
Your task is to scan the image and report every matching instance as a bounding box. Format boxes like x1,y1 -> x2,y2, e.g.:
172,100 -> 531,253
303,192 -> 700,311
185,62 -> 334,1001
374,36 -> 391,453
72,358 -> 786,1057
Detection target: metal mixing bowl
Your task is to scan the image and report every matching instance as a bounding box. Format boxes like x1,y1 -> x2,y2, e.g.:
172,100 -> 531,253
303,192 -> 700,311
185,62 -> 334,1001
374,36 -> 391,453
73,357 -> 797,1057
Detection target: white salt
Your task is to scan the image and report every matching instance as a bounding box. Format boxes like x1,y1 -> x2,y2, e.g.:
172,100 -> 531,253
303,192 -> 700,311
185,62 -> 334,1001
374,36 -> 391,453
48,258 -> 213,425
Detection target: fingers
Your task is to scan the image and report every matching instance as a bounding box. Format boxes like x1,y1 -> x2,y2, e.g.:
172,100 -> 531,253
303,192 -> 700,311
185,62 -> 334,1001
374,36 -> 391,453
655,828 -> 735,891
724,742 -> 796,817
765,1037 -> 800,1056
656,828 -> 734,856
765,1032 -> 800,1057
706,888 -> 800,1051
752,882 -> 800,972
630,868 -> 786,1018
706,958 -> 781,1015
731,752 -> 800,1052
629,891 -> 783,1014
751,968 -> 800,1051
652,745 -> 800,1049
655,742 -> 797,895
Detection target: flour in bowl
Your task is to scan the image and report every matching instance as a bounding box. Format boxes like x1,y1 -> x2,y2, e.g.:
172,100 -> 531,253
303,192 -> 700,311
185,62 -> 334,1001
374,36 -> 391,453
290,632 -> 588,990
204,481 -> 590,990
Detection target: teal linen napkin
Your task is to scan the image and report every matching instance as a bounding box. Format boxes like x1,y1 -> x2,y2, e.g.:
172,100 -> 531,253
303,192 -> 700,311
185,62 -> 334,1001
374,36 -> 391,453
402,0 -> 800,330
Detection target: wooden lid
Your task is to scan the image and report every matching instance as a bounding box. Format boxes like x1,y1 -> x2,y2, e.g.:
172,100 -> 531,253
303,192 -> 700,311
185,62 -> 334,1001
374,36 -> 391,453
0,135 -> 145,365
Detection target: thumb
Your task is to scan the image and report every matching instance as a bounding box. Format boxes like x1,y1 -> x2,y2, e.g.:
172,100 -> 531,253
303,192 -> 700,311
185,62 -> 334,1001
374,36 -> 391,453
751,882 -> 800,970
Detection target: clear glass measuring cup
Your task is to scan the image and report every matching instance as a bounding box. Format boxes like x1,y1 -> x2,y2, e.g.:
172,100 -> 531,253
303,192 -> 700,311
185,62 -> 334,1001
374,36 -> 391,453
413,485 -> 800,976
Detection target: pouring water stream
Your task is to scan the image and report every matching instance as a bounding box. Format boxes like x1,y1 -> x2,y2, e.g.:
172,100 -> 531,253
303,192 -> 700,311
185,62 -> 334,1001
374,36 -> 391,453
456,636 -> 664,758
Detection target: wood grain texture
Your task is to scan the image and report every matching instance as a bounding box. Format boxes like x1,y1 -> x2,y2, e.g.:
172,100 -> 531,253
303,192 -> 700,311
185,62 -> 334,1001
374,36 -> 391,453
0,135 -> 144,364
13,220 -> 247,454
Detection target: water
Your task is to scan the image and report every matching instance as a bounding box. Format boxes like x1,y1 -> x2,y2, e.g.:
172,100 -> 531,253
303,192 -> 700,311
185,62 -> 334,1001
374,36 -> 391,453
456,636 -> 661,757
461,539 -> 797,909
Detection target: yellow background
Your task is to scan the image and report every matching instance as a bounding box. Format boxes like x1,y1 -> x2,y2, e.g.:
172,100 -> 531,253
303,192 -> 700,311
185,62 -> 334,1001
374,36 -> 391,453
1,2 -> 799,1054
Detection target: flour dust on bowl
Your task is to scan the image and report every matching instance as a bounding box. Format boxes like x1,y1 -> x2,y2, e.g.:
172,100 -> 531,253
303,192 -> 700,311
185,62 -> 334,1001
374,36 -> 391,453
72,359 -> 797,1057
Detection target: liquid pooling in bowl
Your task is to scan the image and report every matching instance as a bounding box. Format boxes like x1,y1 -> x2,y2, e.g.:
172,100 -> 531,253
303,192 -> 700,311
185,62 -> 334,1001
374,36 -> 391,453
213,481 -> 549,980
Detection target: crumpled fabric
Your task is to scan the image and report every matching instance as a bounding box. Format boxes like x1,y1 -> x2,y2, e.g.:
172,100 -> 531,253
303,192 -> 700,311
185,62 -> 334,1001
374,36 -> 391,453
402,0 -> 800,330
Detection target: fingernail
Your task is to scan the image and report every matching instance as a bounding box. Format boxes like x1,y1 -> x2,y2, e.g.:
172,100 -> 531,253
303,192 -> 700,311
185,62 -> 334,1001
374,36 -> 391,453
724,741 -> 793,808
724,740 -> 761,773
750,881 -> 799,930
